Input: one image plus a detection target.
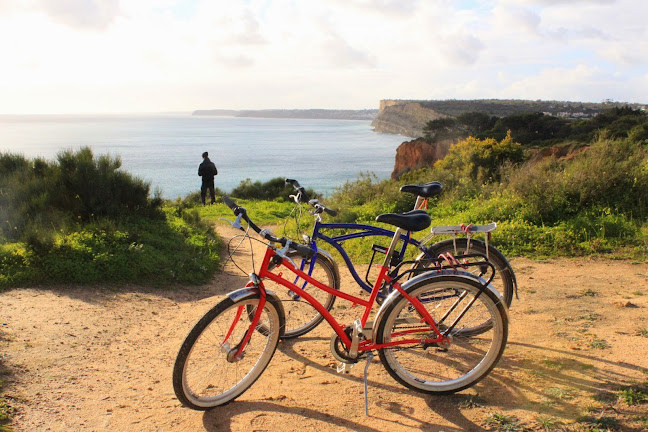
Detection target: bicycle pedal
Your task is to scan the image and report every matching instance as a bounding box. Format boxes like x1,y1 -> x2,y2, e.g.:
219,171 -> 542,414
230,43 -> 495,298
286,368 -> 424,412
336,362 -> 355,374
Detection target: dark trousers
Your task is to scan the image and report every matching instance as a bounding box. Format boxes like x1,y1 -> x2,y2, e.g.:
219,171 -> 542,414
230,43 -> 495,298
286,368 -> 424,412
201,180 -> 216,204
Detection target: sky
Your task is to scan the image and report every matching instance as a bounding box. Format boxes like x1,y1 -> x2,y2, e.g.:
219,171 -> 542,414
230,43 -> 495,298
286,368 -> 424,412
0,0 -> 646,114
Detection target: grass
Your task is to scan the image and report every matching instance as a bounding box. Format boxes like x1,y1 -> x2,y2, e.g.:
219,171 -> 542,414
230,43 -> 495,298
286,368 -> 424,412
484,413 -> 524,431
576,415 -> 620,431
617,385 -> 647,405
589,339 -> 610,350
534,415 -> 563,431
0,397 -> 13,432
542,359 -> 565,370
457,395 -> 484,409
0,335 -> 12,432
545,387 -> 576,400
195,199 -> 295,227
0,206 -> 222,288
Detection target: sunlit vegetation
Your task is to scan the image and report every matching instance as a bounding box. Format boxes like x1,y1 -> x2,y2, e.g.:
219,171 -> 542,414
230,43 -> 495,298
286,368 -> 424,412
0,148 -> 220,288
323,109 -> 648,260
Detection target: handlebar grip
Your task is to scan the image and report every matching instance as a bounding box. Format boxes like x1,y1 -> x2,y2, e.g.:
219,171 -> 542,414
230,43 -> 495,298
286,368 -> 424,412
288,241 -> 315,259
285,178 -> 301,189
222,195 -> 238,211
323,207 -> 338,217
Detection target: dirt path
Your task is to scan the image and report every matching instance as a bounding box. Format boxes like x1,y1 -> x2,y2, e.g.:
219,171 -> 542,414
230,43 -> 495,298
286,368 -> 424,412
1,224 -> 647,431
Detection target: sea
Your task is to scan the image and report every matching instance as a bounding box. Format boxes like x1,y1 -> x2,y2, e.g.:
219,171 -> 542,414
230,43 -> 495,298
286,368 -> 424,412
0,114 -> 406,199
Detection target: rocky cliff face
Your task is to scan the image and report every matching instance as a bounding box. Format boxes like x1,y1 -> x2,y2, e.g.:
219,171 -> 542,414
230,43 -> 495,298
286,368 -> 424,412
391,139 -> 453,179
372,101 -> 448,138
528,143 -> 590,162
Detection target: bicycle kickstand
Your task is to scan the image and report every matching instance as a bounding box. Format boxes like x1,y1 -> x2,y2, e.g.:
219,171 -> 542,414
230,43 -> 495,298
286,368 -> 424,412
363,351 -> 374,416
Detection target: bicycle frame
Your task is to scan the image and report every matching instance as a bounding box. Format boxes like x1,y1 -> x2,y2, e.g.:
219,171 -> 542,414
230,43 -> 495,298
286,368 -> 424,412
308,220 -> 428,295
251,244 -> 449,353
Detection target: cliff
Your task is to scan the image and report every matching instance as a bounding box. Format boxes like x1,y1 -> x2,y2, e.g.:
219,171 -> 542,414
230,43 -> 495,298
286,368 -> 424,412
372,98 -> 648,139
391,139 -> 453,179
371,102 -> 447,138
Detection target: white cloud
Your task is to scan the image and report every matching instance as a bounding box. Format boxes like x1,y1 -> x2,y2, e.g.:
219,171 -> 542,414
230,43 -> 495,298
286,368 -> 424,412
439,33 -> 485,66
330,0 -> 421,17
38,0 -> 120,31
518,0 -> 615,4
501,65 -> 623,102
322,34 -> 376,68
0,0 -> 647,113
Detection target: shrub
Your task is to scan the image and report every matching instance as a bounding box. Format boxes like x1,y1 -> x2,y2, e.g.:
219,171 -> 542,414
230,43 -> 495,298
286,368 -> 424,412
231,177 -> 317,201
0,211 -> 221,288
435,132 -> 525,184
506,138 -> 648,225
323,135 -> 648,259
0,148 -> 221,287
0,148 -> 163,241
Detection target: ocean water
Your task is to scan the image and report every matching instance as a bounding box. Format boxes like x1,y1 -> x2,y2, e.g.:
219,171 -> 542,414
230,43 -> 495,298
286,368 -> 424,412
0,114 -> 405,199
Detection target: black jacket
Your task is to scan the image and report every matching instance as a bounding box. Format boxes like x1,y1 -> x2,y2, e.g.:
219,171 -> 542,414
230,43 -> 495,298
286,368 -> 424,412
198,158 -> 218,182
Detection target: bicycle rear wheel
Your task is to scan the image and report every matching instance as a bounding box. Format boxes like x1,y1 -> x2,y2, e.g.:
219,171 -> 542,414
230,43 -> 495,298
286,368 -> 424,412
173,295 -> 281,410
376,275 -> 508,394
263,251 -> 339,339
420,238 -> 515,307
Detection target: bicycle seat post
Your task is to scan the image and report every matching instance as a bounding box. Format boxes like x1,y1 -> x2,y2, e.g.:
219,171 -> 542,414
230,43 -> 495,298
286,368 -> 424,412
382,227 -> 405,268
413,195 -> 425,210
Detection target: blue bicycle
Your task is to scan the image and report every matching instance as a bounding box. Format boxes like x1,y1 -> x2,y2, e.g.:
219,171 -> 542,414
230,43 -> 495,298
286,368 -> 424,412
269,179 -> 517,338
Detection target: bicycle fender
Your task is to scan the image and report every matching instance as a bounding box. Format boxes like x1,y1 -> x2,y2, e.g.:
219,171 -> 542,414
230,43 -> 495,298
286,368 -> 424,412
371,270 -> 505,343
227,287 -> 286,338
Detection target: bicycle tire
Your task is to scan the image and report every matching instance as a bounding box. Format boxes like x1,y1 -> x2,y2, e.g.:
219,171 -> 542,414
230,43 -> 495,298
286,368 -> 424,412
173,294 -> 281,410
261,251 -> 339,339
376,275 -> 508,394
418,238 -> 515,308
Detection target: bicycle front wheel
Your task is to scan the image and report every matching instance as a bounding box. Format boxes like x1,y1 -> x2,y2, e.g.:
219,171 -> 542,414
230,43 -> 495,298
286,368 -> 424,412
173,295 -> 281,410
376,275 -> 508,394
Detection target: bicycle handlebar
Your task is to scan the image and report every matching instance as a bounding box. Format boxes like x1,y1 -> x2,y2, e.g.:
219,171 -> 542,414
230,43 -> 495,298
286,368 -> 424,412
285,178 -> 338,216
285,178 -> 301,189
316,203 -> 338,217
222,195 -> 315,258
285,178 -> 311,202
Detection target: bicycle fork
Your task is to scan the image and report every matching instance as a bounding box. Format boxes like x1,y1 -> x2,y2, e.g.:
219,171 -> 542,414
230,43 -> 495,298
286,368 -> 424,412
221,276 -> 268,362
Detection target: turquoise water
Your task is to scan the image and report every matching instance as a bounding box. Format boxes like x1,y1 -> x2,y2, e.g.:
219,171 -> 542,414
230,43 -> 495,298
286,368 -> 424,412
0,114 -> 405,199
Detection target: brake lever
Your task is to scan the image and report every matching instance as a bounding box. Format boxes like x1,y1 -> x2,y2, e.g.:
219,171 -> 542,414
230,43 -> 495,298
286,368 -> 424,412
289,194 -> 301,204
219,213 -> 244,231
274,242 -> 297,268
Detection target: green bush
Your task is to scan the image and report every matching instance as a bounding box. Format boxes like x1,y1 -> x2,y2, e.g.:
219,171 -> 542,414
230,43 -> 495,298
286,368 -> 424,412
178,189 -> 227,208
0,148 -> 221,287
319,135 -> 648,259
0,209 -> 221,287
505,138 -> 648,225
0,147 -> 162,242
422,105 -> 648,147
230,177 -> 317,201
435,132 -> 525,185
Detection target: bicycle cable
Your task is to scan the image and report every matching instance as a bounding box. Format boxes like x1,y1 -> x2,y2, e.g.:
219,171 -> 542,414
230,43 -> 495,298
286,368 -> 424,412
224,223 -> 263,275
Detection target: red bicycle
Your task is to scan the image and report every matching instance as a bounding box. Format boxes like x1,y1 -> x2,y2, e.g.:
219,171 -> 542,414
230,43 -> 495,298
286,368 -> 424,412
173,196 -> 508,410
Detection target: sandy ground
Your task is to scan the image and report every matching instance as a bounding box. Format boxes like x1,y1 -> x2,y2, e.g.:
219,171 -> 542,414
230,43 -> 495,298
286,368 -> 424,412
1,223 -> 647,432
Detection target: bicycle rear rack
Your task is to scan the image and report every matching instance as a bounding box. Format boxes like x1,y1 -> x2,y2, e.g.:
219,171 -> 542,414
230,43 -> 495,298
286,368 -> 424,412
392,254 -> 496,287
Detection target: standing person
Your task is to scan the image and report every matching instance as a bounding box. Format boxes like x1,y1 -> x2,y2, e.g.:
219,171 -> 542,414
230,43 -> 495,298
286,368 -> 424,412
198,151 -> 218,205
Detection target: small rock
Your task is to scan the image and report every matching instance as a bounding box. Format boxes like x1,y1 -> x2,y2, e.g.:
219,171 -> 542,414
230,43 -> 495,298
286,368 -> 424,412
616,301 -> 638,308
